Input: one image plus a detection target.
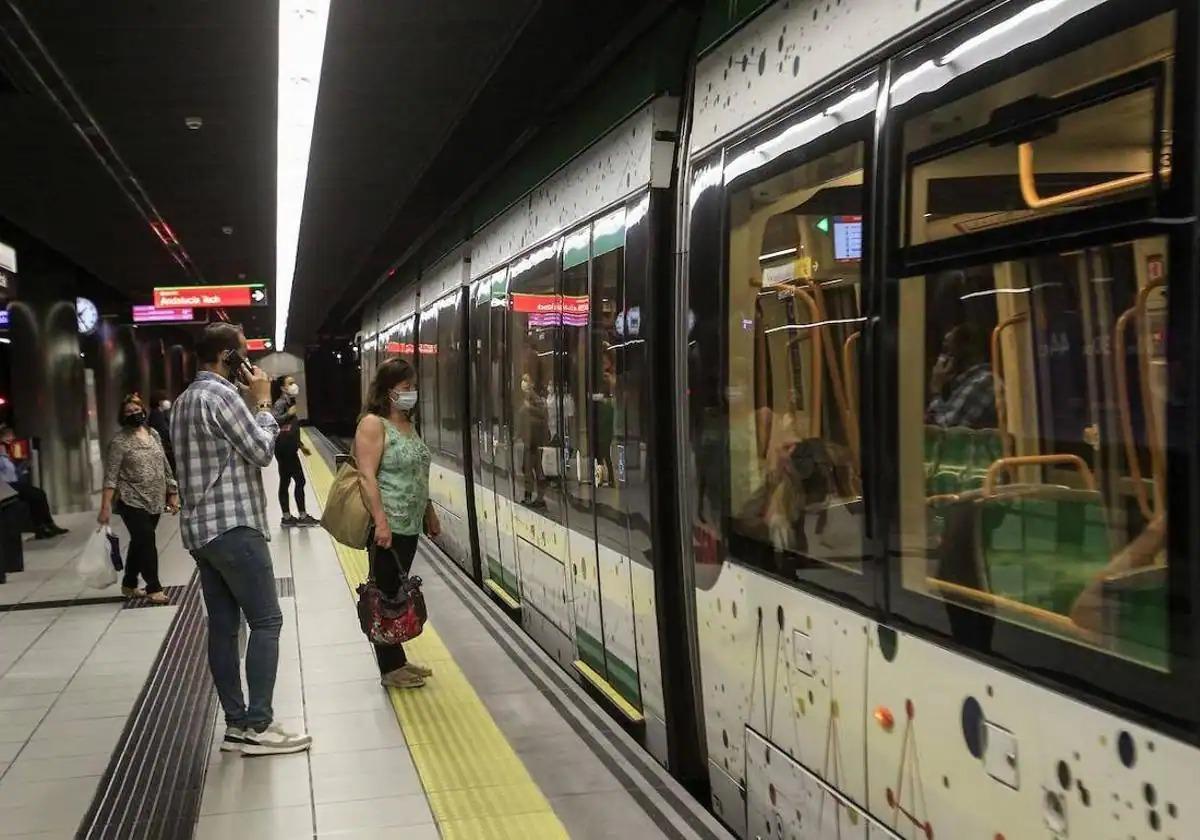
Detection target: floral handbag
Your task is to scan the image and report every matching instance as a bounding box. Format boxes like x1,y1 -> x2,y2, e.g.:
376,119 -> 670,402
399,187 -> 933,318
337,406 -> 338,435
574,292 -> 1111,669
355,551 -> 427,646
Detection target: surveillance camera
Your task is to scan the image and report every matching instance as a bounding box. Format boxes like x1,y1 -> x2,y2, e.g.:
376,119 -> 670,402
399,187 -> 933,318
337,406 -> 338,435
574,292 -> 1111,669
185,116 -> 203,130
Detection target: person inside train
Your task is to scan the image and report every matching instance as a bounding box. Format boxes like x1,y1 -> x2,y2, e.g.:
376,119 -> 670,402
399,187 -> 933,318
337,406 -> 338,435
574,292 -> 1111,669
925,322 -> 999,430
272,374 -> 316,527
517,372 -> 549,508
98,394 -> 178,603
595,356 -> 617,487
356,357 -> 439,689
148,390 -> 176,476
0,425 -> 68,539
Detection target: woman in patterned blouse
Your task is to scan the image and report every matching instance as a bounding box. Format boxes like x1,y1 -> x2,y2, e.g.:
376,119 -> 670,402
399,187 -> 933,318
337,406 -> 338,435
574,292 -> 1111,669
99,394 -> 179,604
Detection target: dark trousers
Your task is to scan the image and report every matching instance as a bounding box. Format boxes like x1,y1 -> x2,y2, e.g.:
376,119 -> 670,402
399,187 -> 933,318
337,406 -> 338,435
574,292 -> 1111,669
9,481 -> 53,530
276,451 -> 306,515
371,532 -> 419,674
118,502 -> 162,593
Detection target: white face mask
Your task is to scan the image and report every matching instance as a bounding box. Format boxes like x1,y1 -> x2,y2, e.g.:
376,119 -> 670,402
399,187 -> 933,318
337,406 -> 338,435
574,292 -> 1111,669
284,383 -> 300,397
159,400 -> 171,411
391,390 -> 418,412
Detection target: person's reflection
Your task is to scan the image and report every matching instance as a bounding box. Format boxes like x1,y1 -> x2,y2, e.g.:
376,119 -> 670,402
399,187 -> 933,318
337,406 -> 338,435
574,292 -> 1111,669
595,356 -> 616,487
517,373 -> 549,509
925,323 -> 998,429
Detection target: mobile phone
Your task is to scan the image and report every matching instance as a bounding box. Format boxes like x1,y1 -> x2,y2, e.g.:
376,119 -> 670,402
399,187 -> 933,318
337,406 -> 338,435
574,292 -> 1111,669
223,349 -> 253,384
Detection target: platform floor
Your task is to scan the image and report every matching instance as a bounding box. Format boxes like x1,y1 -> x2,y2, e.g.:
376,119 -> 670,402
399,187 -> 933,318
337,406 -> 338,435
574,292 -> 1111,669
0,440 -> 728,839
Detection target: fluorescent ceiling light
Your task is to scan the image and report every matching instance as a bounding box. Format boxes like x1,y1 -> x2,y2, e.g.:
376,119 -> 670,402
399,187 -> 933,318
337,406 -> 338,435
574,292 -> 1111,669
276,0 -> 331,350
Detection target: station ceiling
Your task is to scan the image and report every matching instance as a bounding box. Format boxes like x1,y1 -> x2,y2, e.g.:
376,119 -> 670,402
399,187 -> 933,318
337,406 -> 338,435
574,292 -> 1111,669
0,0 -> 676,349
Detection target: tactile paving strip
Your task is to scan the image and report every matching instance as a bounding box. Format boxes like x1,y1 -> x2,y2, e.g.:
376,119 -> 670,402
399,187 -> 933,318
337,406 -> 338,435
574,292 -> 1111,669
303,431 -> 570,839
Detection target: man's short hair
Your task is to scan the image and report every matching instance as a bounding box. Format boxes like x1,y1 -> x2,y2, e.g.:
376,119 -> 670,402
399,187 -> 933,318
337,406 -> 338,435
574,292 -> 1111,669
196,323 -> 243,365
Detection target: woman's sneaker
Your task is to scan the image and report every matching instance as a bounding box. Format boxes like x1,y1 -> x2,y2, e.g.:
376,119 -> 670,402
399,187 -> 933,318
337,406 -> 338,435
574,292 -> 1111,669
381,668 -> 425,689
241,722 -> 313,756
402,662 -> 433,678
280,514 -> 297,528
219,725 -> 247,752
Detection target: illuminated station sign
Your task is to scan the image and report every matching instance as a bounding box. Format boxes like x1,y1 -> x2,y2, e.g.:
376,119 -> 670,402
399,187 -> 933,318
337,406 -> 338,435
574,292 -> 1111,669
132,305 -> 195,324
245,338 -> 274,352
153,284 -> 268,308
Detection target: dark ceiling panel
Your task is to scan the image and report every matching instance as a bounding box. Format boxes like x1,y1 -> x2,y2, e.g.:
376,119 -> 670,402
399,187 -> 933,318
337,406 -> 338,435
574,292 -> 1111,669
286,0 -> 537,346
0,0 -> 276,338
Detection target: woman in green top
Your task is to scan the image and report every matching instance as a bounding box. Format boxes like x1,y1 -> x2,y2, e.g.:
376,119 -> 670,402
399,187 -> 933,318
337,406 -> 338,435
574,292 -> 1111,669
355,358 -> 440,689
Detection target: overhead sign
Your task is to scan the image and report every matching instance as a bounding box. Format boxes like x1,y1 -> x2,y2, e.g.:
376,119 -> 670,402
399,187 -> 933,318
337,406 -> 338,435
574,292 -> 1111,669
132,305 -> 195,324
245,338 -> 274,352
153,284 -> 268,308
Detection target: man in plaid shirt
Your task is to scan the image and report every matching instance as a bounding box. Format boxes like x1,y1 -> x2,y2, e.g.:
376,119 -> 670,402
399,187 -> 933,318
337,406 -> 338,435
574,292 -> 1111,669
171,323 -> 311,756
925,323 -> 999,429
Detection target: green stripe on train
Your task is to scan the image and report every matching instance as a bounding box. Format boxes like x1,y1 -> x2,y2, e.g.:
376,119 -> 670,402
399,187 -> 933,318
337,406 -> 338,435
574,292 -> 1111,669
575,628 -> 642,710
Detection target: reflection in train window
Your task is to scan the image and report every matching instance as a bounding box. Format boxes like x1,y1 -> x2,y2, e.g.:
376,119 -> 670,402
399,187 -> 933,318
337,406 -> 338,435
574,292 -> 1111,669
727,141 -> 865,578
437,296 -> 463,460
898,236 -> 1169,669
418,307 -> 439,452
903,11 -> 1174,246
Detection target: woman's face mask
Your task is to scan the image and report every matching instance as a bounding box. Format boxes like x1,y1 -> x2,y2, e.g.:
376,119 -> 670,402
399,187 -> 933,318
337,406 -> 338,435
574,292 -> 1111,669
284,383 -> 300,397
391,388 -> 418,412
159,400 -> 171,411
121,410 -> 146,428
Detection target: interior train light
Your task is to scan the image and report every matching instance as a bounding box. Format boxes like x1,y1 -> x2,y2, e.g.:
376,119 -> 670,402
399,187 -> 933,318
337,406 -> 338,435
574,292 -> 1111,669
276,0 -> 331,351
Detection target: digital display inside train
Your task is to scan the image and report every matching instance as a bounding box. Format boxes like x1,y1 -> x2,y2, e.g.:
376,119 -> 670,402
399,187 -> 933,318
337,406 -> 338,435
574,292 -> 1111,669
833,215 -> 862,262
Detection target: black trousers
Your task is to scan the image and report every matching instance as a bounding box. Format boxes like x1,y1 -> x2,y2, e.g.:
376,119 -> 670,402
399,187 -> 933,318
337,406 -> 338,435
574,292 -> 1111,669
9,481 -> 54,530
370,532 -> 419,674
118,502 -> 162,593
276,451 -> 306,515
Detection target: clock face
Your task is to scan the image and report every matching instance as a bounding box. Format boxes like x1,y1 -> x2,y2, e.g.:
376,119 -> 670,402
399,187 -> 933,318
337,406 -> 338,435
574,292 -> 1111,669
76,297 -> 99,335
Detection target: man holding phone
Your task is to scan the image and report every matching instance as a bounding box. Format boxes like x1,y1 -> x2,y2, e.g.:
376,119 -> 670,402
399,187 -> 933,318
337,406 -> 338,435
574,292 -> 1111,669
170,323 -> 311,755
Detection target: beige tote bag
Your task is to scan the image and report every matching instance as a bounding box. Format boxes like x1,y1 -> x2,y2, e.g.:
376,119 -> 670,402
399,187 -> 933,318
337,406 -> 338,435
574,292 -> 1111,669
321,454 -> 372,549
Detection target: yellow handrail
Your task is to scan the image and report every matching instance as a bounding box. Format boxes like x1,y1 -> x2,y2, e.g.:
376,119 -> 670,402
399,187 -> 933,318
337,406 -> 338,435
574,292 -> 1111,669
1018,142 -> 1159,210
983,453 -> 1096,497
990,311 -> 1028,458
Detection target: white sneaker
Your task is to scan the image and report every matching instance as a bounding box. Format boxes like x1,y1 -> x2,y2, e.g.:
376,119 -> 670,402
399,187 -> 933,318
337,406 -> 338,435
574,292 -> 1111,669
241,722 -> 313,756
219,725 -> 247,753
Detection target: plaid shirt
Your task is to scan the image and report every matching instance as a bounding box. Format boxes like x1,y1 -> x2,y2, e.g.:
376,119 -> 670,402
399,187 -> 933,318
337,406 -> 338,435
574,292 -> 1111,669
170,371 -> 279,549
926,363 -> 999,429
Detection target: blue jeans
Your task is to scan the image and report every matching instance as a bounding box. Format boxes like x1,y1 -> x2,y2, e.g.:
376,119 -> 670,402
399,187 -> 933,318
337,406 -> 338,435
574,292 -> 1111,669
192,527 -> 282,730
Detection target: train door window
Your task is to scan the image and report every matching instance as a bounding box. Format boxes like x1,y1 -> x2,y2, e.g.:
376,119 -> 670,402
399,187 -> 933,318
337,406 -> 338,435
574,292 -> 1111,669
592,207 -> 630,540
561,228 -> 594,522
508,244 -> 564,524
899,8 -> 1175,248
437,294 -> 463,461
726,137 -> 867,583
897,238 -> 1170,669
397,316 -> 416,370
488,271 -> 513,502
890,3 -> 1185,680
418,307 -> 440,452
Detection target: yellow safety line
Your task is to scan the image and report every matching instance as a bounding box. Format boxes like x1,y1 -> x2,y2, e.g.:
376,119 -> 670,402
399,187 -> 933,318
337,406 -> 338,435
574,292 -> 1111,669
572,660 -> 646,724
301,432 -> 569,840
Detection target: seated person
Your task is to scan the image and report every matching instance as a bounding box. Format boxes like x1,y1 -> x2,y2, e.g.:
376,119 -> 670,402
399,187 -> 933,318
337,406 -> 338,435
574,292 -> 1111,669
925,323 -> 999,429
0,426 -> 68,539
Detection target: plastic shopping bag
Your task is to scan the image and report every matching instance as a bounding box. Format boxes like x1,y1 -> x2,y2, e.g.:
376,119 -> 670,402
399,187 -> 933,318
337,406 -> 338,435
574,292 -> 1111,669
76,526 -> 119,589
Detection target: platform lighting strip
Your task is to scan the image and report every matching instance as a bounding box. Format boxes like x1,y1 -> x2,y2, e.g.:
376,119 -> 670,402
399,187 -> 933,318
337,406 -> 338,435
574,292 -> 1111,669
276,0 -> 331,350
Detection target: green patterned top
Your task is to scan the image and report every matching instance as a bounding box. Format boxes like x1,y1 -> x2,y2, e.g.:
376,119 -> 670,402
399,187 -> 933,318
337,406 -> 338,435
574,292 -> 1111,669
375,418 -> 431,536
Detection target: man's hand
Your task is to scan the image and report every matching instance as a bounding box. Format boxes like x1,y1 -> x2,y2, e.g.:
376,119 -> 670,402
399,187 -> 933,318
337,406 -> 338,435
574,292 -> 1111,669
287,404 -> 298,416
248,366 -> 271,407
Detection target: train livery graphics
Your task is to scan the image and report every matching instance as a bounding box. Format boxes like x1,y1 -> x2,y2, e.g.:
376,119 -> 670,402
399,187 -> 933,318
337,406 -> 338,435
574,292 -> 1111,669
356,0 -> 1199,836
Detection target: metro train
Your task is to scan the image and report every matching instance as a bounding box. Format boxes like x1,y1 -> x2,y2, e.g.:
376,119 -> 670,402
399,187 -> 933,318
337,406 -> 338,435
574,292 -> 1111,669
354,0 -> 1199,836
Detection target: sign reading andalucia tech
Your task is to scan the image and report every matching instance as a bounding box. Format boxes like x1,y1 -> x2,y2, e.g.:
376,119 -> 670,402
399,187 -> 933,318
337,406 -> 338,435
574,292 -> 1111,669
153,283 -> 268,309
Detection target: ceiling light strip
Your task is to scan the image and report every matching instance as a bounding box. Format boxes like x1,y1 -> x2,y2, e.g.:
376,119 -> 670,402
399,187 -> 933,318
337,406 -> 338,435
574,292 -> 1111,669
276,0 -> 331,350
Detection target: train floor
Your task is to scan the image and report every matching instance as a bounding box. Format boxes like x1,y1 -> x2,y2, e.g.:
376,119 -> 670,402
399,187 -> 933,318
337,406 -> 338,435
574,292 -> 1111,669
0,438 -> 727,839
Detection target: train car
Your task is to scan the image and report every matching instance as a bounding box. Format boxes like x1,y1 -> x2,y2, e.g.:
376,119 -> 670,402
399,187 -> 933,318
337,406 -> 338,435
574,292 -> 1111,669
352,0 -> 1200,836
681,0 -> 1198,837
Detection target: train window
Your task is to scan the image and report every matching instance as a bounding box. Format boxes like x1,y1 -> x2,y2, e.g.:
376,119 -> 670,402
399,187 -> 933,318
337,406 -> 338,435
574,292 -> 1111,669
727,140 -> 866,577
437,295 -> 462,460
902,10 -> 1175,246
509,244 -> 564,522
417,307 -> 439,452
561,229 -> 595,525
897,235 -> 1170,669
